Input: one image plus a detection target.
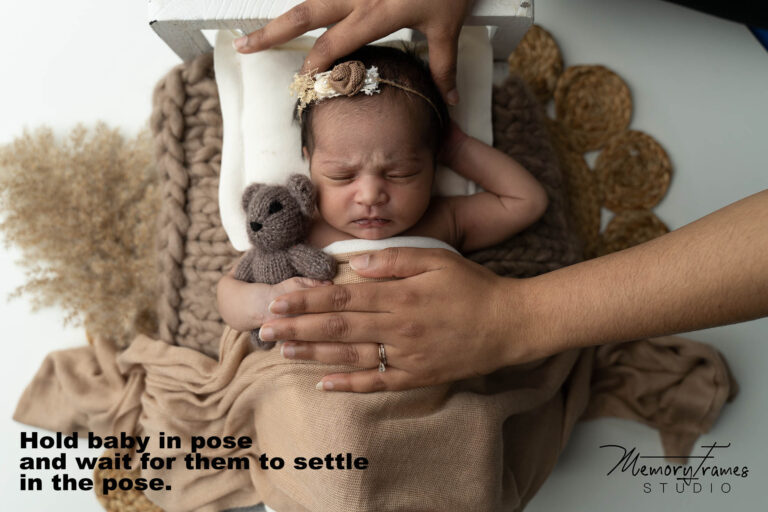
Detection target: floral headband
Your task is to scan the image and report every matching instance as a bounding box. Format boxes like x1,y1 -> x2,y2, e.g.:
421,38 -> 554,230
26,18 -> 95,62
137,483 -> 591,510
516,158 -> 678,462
289,60 -> 444,125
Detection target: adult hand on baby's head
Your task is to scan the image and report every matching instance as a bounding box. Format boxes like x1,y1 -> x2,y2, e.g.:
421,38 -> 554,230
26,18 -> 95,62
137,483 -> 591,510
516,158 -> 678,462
233,0 -> 475,105
259,248 -> 552,392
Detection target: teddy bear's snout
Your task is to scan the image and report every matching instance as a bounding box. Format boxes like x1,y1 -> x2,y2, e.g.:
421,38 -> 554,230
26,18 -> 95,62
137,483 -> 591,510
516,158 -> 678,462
250,221 -> 263,232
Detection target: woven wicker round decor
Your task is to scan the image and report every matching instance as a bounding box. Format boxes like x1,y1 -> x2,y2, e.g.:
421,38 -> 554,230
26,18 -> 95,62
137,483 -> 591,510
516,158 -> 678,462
595,130 -> 672,212
554,65 -> 633,153
508,25 -> 563,104
510,24 -> 673,258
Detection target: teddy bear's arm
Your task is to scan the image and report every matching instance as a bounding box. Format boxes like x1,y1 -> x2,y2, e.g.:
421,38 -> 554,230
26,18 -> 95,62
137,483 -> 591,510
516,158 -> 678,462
233,250 -> 258,282
288,244 -> 337,281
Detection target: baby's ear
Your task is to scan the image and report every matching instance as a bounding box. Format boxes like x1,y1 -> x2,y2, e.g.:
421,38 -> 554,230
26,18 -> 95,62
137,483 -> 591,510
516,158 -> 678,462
287,174 -> 316,216
241,182 -> 264,212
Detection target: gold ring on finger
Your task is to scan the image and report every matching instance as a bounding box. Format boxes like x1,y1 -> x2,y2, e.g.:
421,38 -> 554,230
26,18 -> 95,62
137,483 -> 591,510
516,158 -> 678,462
378,343 -> 388,372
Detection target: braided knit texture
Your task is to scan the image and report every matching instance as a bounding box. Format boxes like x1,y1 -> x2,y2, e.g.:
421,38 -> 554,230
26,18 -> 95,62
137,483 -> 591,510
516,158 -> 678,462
469,75 -> 582,275
151,52 -> 240,356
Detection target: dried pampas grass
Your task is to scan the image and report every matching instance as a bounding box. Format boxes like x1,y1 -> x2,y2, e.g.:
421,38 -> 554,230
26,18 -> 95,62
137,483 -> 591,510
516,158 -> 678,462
0,123 -> 160,347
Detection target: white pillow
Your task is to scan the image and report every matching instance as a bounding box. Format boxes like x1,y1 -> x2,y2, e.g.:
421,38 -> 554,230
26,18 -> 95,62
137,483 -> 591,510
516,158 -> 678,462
214,27 -> 493,251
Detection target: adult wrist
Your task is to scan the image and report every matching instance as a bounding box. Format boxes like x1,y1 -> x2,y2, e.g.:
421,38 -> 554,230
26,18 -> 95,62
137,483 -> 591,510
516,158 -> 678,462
489,275 -> 564,369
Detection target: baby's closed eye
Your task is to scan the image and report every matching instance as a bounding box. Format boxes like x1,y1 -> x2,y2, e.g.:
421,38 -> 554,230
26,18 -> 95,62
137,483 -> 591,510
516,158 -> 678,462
322,171 -> 420,182
386,171 -> 420,180
326,173 -> 355,182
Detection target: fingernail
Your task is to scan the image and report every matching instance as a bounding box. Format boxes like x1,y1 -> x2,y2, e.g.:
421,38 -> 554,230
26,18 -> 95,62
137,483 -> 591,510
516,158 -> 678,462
269,299 -> 288,314
259,326 -> 275,341
446,89 -> 460,106
281,343 -> 295,358
233,36 -> 248,50
349,254 -> 370,271
315,380 -> 334,391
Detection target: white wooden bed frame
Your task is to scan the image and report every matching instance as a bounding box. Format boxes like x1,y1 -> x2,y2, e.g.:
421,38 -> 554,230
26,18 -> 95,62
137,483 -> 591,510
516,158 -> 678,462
148,0 -> 533,62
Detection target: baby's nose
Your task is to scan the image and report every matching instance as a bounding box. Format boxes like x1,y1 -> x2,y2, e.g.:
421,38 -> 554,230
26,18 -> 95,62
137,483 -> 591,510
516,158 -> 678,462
356,176 -> 387,206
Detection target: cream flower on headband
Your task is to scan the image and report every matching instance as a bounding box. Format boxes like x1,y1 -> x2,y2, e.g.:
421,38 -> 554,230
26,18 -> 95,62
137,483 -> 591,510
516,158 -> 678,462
290,61 -> 381,116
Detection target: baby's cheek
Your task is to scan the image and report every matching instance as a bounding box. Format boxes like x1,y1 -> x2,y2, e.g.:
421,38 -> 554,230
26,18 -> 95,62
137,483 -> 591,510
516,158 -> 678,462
314,186 -> 330,208
316,190 -> 344,222
315,197 -> 330,219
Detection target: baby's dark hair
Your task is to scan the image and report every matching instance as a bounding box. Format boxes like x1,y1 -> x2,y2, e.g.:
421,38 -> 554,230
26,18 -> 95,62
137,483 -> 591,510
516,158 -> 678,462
297,44 -> 449,158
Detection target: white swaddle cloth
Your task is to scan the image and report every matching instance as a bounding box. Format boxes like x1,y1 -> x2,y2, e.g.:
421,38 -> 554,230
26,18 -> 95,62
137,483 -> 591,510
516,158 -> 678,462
213,27 -> 494,251
323,235 -> 459,255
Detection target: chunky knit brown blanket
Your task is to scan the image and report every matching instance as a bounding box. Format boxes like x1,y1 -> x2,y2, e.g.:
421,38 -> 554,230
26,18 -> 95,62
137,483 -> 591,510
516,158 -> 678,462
14,52 -> 737,511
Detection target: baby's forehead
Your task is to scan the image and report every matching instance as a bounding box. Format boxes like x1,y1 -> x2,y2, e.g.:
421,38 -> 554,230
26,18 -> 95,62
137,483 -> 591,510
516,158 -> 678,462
314,90 -> 429,128
311,97 -> 431,153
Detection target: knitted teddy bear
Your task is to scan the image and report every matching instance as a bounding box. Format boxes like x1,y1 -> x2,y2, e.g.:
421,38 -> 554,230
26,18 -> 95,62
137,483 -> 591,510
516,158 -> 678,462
235,174 -> 337,349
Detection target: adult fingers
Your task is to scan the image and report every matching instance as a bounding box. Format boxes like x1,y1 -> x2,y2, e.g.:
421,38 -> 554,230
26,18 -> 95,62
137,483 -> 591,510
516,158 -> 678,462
259,277 -> 333,324
299,11 -> 399,73
234,0 -> 351,53
425,29 -> 461,105
280,276 -> 334,293
269,280 -> 392,315
259,311 -> 387,343
316,367 -> 414,393
347,247 -> 457,279
267,248 -> 457,316
281,340 -> 383,369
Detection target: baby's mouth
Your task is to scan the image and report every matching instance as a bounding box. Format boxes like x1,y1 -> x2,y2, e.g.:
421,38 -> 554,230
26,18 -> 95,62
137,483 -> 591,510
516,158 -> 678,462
353,218 -> 391,227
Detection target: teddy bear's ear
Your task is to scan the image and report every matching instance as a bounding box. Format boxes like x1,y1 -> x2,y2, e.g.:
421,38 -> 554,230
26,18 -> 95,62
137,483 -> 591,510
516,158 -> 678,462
286,174 -> 315,216
241,183 -> 264,212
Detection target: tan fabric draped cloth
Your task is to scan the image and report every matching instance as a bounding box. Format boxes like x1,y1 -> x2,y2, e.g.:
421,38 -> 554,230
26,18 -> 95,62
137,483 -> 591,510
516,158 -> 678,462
14,250 -> 737,512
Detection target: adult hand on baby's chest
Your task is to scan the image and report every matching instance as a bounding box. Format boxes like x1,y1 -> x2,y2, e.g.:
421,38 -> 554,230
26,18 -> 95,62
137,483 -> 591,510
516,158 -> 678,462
257,247 -> 538,392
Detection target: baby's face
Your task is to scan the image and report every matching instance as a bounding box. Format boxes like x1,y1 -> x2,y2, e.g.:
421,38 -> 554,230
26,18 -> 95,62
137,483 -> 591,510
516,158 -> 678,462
306,98 -> 434,240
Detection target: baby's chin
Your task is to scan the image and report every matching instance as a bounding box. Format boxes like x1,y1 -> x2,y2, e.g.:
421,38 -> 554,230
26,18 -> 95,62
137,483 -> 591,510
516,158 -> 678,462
355,232 -> 395,240
343,220 -> 404,240
347,228 -> 399,240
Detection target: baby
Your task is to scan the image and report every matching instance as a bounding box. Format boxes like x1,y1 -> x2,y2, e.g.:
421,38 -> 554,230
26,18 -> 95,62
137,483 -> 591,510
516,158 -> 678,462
218,44 -> 547,339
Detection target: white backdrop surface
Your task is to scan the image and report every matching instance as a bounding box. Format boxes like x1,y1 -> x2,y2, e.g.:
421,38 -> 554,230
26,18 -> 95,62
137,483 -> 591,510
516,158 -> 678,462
1,0 -> 766,511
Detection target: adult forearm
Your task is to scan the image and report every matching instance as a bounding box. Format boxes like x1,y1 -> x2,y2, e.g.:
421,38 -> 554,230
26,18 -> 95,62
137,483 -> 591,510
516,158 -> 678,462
514,189 -> 768,359
255,192 -> 765,390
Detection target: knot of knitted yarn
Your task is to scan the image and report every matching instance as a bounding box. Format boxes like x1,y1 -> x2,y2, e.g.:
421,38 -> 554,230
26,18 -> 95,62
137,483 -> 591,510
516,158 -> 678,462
329,61 -> 366,96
